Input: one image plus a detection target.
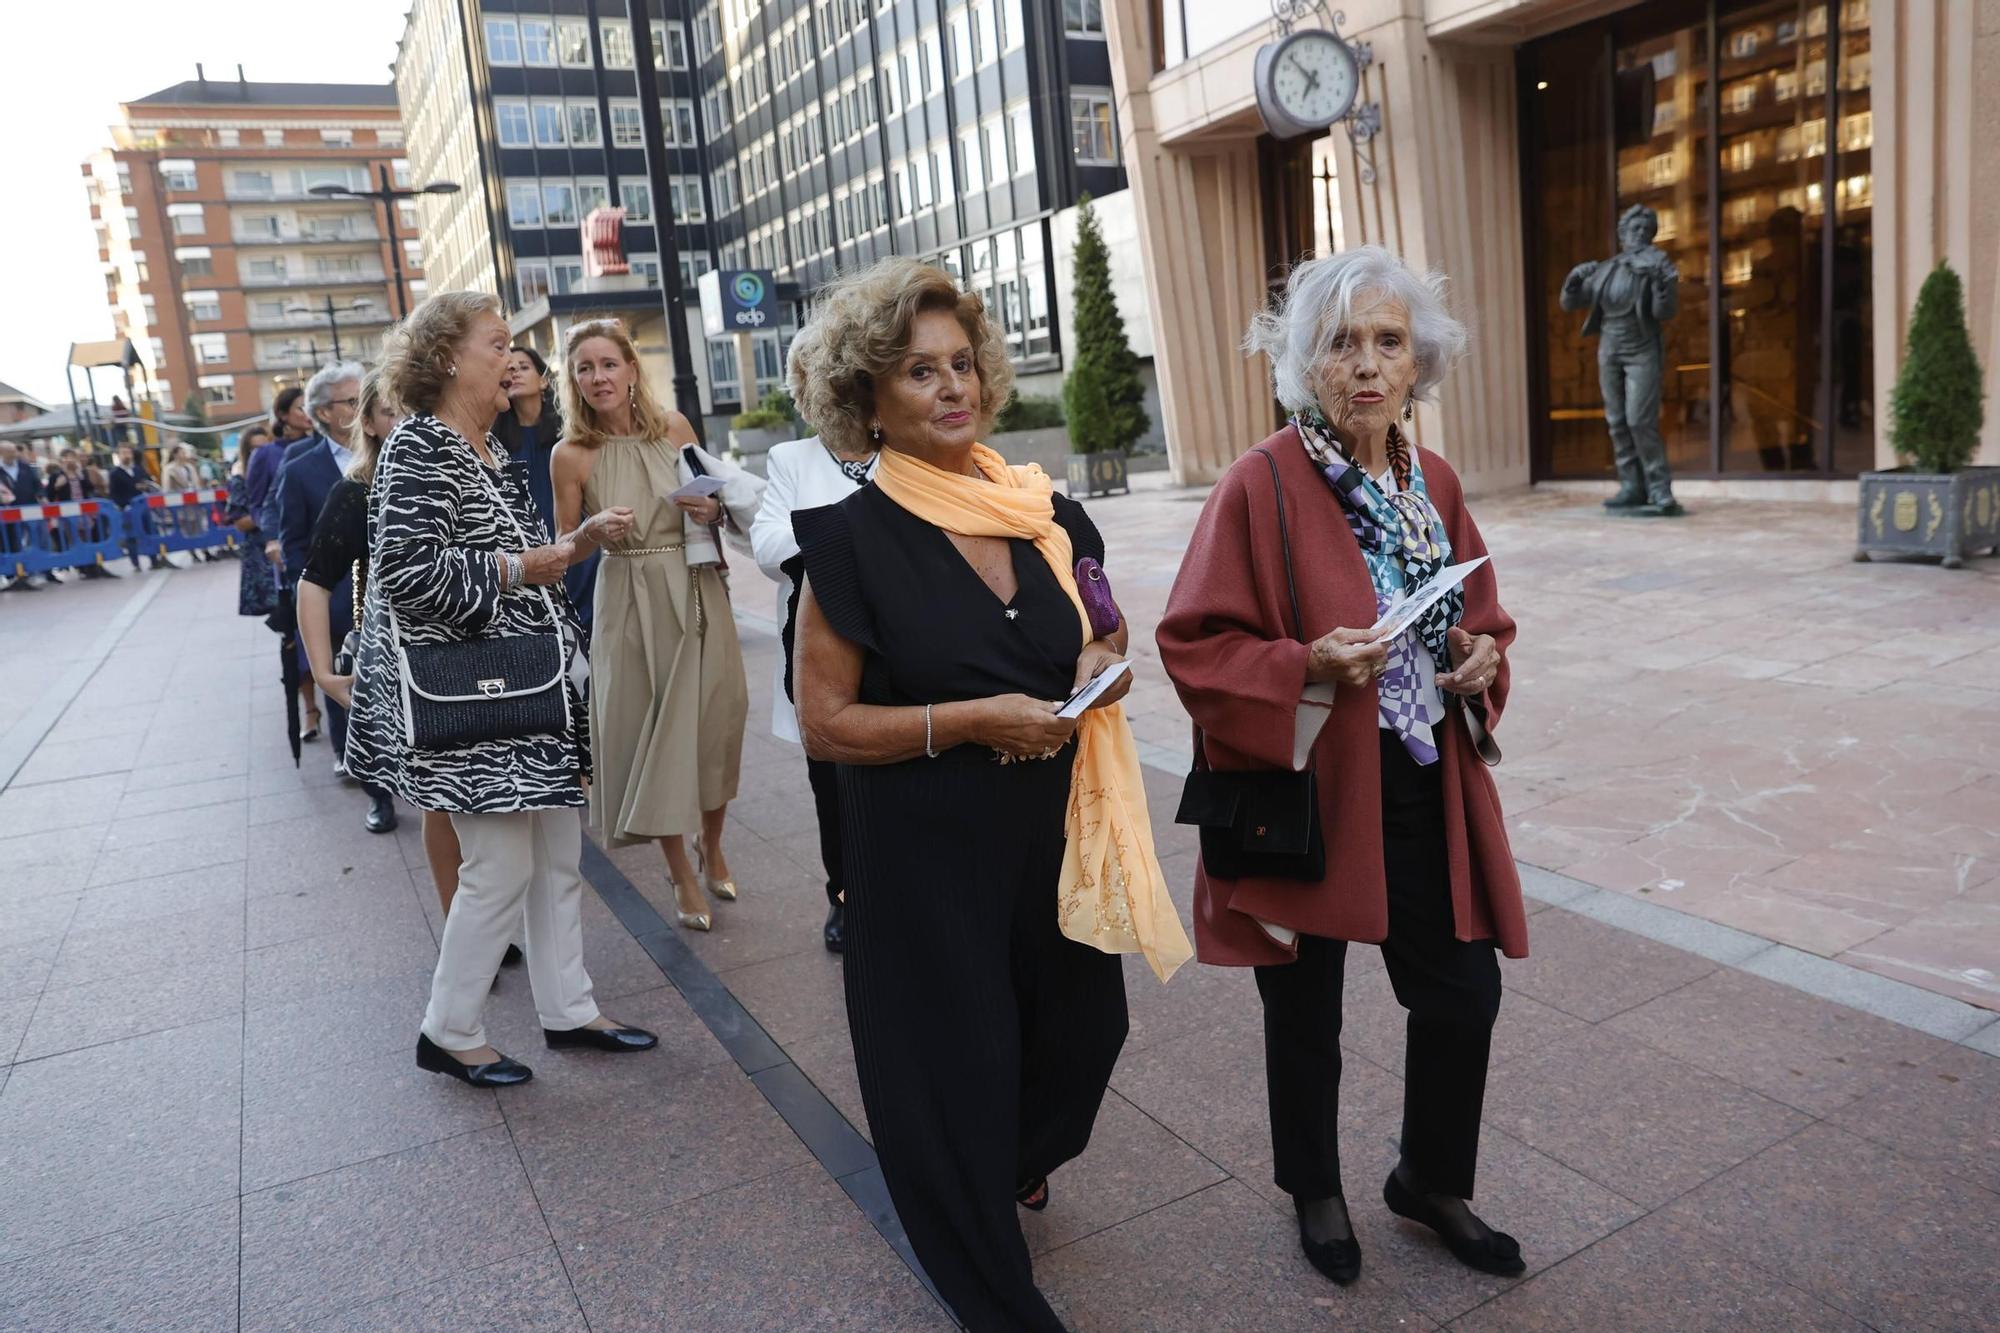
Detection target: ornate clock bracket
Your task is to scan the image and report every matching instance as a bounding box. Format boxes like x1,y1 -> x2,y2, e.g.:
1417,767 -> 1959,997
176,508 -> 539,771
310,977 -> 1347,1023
1270,1 -> 1383,184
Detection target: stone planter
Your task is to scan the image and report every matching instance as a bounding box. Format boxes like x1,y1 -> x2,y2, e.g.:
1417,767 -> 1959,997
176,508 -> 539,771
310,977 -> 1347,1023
1066,451 -> 1130,499
727,426 -> 791,478
1855,466 -> 2000,567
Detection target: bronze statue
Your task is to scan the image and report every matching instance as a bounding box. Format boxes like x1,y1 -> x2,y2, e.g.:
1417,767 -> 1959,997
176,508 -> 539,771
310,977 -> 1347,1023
1561,204 -> 1683,516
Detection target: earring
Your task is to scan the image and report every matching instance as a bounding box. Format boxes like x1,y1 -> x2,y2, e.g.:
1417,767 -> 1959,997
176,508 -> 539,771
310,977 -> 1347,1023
869,424 -> 883,443
1403,399 -> 1414,422
628,385 -> 636,405
447,365 -> 458,378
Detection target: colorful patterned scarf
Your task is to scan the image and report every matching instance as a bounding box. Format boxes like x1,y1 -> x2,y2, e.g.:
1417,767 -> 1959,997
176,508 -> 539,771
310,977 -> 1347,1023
1295,409 -> 1462,765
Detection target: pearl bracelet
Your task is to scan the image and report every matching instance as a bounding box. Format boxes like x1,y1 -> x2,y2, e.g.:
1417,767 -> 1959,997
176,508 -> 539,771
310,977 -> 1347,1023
924,703 -> 937,759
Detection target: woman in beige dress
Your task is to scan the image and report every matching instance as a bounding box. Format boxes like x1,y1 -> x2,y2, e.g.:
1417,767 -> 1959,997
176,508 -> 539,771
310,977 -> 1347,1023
552,318 -> 762,930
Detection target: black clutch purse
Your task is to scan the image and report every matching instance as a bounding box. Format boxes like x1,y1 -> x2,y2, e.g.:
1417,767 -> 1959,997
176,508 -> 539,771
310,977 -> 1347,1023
1173,447 -> 1327,882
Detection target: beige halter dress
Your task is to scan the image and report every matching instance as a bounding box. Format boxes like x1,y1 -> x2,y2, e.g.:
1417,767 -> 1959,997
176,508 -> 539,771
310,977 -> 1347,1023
583,436 -> 749,845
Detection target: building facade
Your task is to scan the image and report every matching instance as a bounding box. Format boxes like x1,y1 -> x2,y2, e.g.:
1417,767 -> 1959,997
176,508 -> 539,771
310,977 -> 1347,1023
1110,0 -> 2000,495
395,0 -> 1128,421
83,72 -> 425,419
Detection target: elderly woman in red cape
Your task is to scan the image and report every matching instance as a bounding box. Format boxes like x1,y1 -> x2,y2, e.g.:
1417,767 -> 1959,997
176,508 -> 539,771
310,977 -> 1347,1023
1158,246 -> 1529,1290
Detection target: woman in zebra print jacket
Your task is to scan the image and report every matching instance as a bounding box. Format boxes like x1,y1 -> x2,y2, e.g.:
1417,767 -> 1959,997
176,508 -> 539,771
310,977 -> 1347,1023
347,291 -> 658,1088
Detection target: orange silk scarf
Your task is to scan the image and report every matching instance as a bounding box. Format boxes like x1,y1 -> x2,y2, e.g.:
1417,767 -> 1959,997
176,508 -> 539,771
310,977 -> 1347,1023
874,443 -> 1192,982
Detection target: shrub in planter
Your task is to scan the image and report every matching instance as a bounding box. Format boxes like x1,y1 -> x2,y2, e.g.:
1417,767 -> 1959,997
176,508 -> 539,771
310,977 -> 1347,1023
1858,261 -> 1998,566
1062,195 -> 1145,497
997,395 -> 1065,433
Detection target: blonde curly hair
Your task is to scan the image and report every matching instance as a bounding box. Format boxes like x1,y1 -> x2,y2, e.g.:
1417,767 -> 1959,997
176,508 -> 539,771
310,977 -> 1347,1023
379,290 -> 502,415
788,257 -> 1014,455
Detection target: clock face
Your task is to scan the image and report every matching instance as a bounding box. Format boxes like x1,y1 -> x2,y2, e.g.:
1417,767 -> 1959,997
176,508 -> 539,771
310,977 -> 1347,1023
1268,31 -> 1359,129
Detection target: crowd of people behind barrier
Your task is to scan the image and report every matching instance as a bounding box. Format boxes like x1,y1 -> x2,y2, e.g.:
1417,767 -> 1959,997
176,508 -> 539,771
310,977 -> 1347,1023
1,436 -> 232,591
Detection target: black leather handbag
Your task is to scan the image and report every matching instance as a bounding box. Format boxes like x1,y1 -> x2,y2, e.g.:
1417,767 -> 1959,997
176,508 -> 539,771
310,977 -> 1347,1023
1173,447 -> 1327,882
389,465 -> 571,750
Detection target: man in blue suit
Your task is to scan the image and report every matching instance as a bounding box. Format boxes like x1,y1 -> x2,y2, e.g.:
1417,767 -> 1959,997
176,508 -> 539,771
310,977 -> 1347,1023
270,362 -> 397,834
0,441 -> 45,590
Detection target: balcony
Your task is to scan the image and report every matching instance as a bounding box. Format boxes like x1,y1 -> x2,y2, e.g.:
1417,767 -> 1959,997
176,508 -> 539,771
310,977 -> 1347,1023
239,269 -> 388,289
232,225 -> 382,246
247,307 -> 395,332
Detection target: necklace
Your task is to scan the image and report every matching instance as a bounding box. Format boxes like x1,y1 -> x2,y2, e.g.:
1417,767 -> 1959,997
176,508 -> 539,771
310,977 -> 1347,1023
823,444 -> 875,486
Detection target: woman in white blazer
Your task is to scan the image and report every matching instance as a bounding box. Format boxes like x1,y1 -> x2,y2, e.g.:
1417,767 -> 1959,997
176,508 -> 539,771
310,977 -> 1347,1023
749,432 -> 878,952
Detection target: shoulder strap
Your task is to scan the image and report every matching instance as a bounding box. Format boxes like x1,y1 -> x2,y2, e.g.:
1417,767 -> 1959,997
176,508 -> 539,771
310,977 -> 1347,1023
1253,447 -> 1306,645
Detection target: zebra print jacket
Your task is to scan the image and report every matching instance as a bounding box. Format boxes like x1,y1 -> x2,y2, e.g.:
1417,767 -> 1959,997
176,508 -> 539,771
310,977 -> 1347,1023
344,414 -> 590,813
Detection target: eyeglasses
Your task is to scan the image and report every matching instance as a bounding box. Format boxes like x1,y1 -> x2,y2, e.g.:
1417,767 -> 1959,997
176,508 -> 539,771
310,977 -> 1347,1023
324,398 -> 360,411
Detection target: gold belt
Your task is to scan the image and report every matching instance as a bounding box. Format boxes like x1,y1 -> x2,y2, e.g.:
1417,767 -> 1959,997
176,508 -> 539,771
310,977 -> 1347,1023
605,543 -> 685,556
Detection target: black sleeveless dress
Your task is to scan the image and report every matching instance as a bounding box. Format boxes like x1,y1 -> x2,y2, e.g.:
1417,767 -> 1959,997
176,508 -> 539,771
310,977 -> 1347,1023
794,483 -> 1128,1333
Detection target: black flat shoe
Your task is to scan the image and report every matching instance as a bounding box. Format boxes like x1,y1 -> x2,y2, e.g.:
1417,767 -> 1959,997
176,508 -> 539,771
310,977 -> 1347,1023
415,1032 -> 532,1087
501,943 -> 524,967
544,1023 -> 658,1052
364,792 -> 398,834
1383,1169 -> 1524,1277
824,902 -> 845,954
1016,1177 -> 1049,1212
1294,1197 -> 1361,1285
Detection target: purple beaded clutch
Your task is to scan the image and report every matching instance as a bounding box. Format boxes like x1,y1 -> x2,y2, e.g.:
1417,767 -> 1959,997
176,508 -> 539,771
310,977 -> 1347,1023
1075,557 -> 1123,639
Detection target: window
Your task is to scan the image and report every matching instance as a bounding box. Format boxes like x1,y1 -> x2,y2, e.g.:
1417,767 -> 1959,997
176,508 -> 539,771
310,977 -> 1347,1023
663,100 -> 697,146
397,200 -> 420,233
198,374 -> 236,404
609,100 -> 645,147
263,129 -> 285,146
1006,103 -> 1034,176
543,181 -> 578,227
520,18 -> 556,65
507,180 -> 543,227
246,256 -> 286,281
551,259 -> 585,295
678,252 -> 713,287
919,29 -> 942,97
949,8 -> 972,77
169,204 -> 205,236
392,159 -> 412,188
930,142 -> 951,203
567,101 -> 601,147
496,100 -> 532,148
557,19 -> 592,66
576,178 -> 610,217
517,260 -> 551,305
485,17 -> 521,64
1064,0 -> 1104,36
192,333 -> 228,364
230,169 -> 275,198
236,212 -> 278,239
403,238 -> 424,269
185,291 -> 222,321
177,247 -> 214,278
695,8 -> 721,58
620,180 -> 653,223
880,55 -> 903,117
320,129 -> 353,147
653,20 -> 689,70
601,20 -> 634,68
532,101 -> 567,147
378,129 -> 404,148
707,339 -> 741,404
160,160 -> 197,191
713,163 -> 739,214
1071,90 -> 1117,164
999,0 -> 1022,53
670,175 -> 707,223
703,87 -> 730,137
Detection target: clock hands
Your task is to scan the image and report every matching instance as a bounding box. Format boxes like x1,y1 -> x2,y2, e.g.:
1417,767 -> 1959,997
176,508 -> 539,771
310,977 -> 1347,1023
1285,55 -> 1322,95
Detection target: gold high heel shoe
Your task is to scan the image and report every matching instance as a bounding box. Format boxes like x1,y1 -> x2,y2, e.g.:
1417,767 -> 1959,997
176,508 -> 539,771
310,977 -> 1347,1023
695,845 -> 738,902
670,872 -> 711,932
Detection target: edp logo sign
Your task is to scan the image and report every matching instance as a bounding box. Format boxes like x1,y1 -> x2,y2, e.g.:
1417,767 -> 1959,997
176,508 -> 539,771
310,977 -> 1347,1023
699,269 -> 778,336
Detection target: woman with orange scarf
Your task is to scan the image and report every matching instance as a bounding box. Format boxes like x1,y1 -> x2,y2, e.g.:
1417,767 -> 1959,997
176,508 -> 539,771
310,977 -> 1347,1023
791,259 -> 1189,1331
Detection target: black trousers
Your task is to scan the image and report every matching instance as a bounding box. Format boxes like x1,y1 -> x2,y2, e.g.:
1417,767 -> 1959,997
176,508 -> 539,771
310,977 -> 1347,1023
805,756 -> 843,909
1254,732 -> 1502,1202
844,750 -> 1127,1332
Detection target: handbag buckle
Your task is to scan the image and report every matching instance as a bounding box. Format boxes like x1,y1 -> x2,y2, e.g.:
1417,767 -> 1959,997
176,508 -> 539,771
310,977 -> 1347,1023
477,677 -> 505,697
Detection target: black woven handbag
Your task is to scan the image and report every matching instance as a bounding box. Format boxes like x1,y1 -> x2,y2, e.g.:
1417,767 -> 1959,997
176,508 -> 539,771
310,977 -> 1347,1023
1172,447 -> 1327,882
390,462 -> 571,750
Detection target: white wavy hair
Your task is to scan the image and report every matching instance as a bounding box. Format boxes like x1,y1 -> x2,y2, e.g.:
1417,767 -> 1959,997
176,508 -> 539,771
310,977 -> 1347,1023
305,359 -> 366,423
1244,246 -> 1469,414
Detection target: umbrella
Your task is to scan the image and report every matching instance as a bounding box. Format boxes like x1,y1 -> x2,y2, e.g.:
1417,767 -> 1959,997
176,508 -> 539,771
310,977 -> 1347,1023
267,584 -> 302,768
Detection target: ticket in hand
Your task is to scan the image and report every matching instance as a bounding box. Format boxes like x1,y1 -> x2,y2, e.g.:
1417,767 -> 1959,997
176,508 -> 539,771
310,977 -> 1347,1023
1058,661 -> 1131,718
668,474 -> 728,500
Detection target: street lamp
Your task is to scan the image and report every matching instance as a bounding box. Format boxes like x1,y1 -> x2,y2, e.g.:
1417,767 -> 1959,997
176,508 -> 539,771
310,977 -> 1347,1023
284,297 -> 376,363
309,168 -> 461,317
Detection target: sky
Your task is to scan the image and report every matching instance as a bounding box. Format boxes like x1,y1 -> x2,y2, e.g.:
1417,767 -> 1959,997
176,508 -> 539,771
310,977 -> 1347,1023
0,0 -> 412,406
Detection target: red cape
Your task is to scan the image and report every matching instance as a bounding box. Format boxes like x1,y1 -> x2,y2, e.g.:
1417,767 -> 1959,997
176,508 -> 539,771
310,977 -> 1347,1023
1155,425 -> 1529,967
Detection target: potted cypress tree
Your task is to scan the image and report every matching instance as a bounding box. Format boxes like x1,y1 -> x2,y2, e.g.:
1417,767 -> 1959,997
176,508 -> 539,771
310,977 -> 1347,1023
1857,261 -> 1998,567
1062,195 -> 1149,498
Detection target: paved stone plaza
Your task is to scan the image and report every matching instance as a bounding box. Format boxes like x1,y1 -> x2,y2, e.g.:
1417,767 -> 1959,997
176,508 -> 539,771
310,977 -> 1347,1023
1,478 -> 1997,1330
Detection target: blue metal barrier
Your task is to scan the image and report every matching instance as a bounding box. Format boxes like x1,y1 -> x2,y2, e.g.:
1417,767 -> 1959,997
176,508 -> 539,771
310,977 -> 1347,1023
0,500 -> 127,579
123,488 -> 236,561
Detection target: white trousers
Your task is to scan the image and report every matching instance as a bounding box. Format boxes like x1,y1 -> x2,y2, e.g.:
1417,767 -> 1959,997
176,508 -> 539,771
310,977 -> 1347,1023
421,806 -> 600,1051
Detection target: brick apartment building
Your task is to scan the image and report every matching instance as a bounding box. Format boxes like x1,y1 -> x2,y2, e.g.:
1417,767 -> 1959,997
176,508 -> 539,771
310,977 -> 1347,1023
82,69 -> 428,420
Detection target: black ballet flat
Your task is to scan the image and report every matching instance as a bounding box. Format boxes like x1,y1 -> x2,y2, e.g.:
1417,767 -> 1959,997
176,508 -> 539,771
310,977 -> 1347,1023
544,1023 -> 659,1052
1293,1197 -> 1361,1285
501,944 -> 525,967
1016,1177 -> 1050,1212
415,1032 -> 532,1087
1383,1170 -> 1525,1277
